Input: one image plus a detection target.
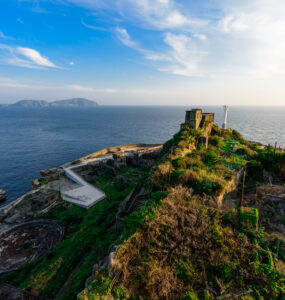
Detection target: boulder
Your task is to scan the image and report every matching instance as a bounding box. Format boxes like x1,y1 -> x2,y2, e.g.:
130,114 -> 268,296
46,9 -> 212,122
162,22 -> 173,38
40,168 -> 58,177
32,179 -> 41,188
39,168 -> 64,183
0,190 -> 6,204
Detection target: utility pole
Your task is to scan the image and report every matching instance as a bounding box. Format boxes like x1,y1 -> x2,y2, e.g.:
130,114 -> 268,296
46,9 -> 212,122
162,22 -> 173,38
239,166 -> 246,209
274,142 -> 277,155
222,105 -> 229,129
238,165 -> 246,229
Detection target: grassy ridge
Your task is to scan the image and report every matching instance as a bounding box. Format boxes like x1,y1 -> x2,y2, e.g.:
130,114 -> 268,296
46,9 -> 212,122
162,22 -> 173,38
81,124 -> 285,299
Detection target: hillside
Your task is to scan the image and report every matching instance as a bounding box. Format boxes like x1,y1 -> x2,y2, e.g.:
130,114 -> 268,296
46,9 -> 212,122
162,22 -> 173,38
3,98 -> 98,107
11,100 -> 50,107
1,113 -> 285,299
79,122 -> 285,299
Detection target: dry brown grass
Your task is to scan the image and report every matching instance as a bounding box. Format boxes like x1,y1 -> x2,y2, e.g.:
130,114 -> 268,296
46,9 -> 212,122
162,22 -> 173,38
151,161 -> 172,190
113,186 -> 255,299
243,185 -> 285,234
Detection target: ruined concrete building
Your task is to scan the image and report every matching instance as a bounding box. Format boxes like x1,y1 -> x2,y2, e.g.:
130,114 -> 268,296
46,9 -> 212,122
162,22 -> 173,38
185,109 -> 214,129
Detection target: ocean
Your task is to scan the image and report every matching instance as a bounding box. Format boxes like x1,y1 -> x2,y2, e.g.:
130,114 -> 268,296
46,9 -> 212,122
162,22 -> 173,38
0,106 -> 285,205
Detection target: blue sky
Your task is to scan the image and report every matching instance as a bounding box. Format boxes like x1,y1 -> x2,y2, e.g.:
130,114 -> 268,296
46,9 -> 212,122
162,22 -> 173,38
1,0 -> 285,105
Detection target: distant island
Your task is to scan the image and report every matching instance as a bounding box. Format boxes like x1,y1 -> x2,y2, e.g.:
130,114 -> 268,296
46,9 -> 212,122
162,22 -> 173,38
0,98 -> 99,108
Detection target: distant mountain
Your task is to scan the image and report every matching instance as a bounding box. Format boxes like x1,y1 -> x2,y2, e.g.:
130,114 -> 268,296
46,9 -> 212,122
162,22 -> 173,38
11,100 -> 50,107
1,98 -> 99,108
50,98 -> 98,107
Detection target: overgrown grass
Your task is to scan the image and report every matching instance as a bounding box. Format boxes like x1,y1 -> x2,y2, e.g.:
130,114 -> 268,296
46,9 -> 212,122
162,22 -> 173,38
81,123 -> 285,299
83,187 -> 285,299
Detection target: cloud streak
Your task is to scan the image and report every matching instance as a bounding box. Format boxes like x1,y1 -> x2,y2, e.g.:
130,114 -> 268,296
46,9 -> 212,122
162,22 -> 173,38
60,0 -> 285,78
0,44 -> 59,69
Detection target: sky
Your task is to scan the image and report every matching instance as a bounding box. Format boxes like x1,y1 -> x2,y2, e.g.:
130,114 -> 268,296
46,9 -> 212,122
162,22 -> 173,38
0,0 -> 285,105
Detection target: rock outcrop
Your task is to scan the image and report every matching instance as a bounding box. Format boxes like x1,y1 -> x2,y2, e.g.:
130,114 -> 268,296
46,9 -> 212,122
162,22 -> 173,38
0,190 -> 6,204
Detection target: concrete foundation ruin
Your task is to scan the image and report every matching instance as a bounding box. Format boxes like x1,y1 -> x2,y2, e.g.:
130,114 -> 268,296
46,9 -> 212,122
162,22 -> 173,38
0,220 -> 63,274
185,109 -> 214,129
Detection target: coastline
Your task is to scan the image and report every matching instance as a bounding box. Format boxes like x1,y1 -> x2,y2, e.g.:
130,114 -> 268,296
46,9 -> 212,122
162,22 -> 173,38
0,143 -> 162,228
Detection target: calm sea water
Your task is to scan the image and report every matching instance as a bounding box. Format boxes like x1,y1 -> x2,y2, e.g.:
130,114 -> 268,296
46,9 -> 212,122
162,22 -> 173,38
0,106 -> 285,205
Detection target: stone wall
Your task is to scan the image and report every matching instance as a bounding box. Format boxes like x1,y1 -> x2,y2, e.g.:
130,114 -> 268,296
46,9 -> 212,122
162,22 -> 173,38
201,113 -> 214,124
76,143 -> 162,163
70,149 -> 161,184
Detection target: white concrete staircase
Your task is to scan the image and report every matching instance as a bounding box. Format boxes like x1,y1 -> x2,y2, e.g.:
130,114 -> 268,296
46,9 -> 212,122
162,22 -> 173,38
61,163 -> 106,209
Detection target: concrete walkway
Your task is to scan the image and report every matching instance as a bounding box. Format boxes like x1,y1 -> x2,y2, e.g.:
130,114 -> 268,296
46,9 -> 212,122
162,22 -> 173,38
61,162 -> 106,209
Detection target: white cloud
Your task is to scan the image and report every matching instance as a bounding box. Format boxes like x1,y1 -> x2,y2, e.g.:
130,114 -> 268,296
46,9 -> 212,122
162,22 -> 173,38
17,18 -> 24,24
0,31 -> 14,40
215,0 -> 285,75
65,0 -> 203,30
0,44 -> 59,69
67,84 -> 118,93
115,28 -> 139,49
81,19 -> 107,32
194,34 -> 207,40
18,0 -> 285,78
17,47 -> 57,68
160,32 -> 207,76
112,0 -> 285,77
67,84 -> 94,92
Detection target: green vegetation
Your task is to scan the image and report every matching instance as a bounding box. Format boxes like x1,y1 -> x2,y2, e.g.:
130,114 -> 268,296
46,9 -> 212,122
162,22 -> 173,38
81,123 -> 285,299
152,123 -> 248,196
0,167 -> 147,299
240,207 -> 259,231
38,177 -> 48,185
249,147 -> 285,181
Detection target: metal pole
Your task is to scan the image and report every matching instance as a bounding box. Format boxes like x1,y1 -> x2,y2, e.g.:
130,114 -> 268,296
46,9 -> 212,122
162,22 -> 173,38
238,165 -> 246,229
240,166 -> 246,209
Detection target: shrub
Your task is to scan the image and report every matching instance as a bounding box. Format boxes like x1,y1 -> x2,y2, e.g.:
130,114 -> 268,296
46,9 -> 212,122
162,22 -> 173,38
209,135 -> 225,148
220,129 -> 232,141
179,169 -> 226,196
204,150 -> 221,165
151,161 -> 172,190
212,164 -> 234,180
175,259 -> 196,284
172,157 -> 187,170
236,145 -> 255,157
247,160 -> 263,181
232,129 -> 247,144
